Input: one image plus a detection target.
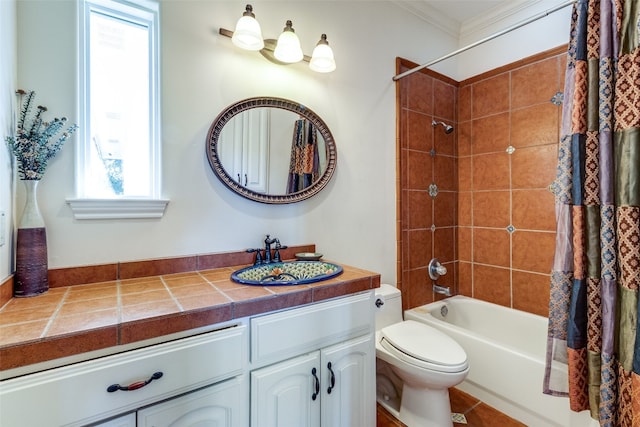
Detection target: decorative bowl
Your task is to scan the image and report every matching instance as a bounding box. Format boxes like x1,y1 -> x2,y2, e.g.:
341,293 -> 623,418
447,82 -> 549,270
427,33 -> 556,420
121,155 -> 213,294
295,252 -> 323,261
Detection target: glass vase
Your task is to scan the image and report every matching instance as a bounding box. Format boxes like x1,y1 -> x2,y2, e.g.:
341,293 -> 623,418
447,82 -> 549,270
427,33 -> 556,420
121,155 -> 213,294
14,179 -> 49,297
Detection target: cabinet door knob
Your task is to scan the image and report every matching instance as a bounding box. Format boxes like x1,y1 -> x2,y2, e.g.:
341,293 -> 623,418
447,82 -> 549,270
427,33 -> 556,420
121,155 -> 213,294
311,367 -> 320,401
107,371 -> 163,393
327,362 -> 335,394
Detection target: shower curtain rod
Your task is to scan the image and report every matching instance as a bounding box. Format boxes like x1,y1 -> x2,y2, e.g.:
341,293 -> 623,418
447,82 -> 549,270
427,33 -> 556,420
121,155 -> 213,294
392,0 -> 576,81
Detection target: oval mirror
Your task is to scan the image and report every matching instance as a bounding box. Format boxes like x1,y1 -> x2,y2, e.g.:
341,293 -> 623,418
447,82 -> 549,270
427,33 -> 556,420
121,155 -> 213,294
206,97 -> 337,204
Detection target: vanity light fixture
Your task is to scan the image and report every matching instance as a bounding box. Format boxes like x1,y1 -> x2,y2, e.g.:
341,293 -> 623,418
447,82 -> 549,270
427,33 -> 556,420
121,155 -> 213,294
220,4 -> 336,73
309,34 -> 336,73
273,20 -> 304,63
231,4 -> 264,51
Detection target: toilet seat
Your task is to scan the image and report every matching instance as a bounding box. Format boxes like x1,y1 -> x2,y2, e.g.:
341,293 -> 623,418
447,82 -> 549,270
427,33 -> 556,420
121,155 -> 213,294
380,320 -> 468,373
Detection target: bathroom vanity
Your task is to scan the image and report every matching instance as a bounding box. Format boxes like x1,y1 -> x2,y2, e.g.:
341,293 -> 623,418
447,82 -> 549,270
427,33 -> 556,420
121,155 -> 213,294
0,260 -> 379,427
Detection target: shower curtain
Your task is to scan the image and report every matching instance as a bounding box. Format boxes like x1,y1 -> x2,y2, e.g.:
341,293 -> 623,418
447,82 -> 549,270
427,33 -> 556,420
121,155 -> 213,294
286,119 -> 320,194
544,1 -> 640,426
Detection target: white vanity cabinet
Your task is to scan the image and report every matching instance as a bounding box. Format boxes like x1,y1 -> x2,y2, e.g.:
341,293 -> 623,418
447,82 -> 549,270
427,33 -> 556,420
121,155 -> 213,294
136,376 -> 246,427
93,413 -> 136,427
249,290 -> 376,427
0,324 -> 248,427
0,289 -> 376,427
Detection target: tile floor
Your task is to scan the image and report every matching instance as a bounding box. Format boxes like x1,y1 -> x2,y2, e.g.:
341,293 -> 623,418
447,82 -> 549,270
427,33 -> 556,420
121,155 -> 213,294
376,387 -> 526,427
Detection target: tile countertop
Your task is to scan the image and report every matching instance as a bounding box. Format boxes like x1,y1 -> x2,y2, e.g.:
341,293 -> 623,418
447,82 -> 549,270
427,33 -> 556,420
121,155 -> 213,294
0,261 -> 380,376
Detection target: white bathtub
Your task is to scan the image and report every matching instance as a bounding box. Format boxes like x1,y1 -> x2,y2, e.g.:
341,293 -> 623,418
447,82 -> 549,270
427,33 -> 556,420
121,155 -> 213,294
405,296 -> 597,427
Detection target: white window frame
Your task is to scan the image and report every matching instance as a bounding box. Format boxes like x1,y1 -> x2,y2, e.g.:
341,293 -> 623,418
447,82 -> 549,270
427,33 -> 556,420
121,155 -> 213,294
68,0 -> 168,219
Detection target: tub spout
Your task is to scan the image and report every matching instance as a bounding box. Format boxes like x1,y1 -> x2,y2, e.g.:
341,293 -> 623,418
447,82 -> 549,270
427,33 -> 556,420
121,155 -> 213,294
433,283 -> 451,297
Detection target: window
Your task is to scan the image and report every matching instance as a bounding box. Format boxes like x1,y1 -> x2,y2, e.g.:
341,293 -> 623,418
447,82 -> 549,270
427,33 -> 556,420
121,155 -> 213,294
70,0 -> 167,219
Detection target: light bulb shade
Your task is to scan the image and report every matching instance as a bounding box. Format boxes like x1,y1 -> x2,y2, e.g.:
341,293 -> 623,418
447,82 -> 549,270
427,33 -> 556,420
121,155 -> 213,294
309,34 -> 336,73
231,5 -> 264,51
274,20 -> 303,63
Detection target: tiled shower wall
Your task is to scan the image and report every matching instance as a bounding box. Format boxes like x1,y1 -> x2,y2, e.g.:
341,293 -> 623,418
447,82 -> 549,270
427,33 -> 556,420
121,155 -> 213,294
397,59 -> 458,310
397,46 -> 567,316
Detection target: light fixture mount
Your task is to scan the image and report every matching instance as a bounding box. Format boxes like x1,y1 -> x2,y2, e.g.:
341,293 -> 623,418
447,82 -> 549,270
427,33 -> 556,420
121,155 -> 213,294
219,4 -> 335,73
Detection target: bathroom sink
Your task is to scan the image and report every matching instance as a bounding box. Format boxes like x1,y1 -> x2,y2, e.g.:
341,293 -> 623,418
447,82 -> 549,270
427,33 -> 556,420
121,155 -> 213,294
231,260 -> 343,286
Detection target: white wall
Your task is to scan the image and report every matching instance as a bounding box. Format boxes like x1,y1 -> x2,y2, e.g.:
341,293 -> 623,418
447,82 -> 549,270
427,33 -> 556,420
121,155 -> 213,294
409,0 -> 572,81
13,0 -> 459,285
0,0 -> 16,283
8,0 -> 572,286
452,0 -> 572,80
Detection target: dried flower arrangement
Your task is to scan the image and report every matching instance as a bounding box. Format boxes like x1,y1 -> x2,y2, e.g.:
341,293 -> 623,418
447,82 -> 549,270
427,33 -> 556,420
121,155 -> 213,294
5,89 -> 78,180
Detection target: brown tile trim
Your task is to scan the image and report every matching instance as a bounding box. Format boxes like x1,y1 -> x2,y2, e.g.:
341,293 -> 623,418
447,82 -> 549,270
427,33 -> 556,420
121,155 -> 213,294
197,251 -> 254,270
396,57 -> 460,86
0,276 -> 13,308
0,326 -> 118,371
459,44 -> 568,86
196,244 -> 314,270
311,278 -> 374,302
233,289 -> 312,318
45,245 -> 317,288
119,306 -> 234,345
119,256 -> 198,280
48,263 -> 118,288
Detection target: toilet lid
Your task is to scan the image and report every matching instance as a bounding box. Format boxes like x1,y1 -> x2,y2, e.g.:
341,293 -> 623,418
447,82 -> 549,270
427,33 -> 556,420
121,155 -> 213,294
380,320 -> 468,373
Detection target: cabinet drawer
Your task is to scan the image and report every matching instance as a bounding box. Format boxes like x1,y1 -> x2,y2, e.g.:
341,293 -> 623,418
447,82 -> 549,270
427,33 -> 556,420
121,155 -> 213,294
137,376 -> 248,427
0,324 -> 247,427
251,291 -> 373,366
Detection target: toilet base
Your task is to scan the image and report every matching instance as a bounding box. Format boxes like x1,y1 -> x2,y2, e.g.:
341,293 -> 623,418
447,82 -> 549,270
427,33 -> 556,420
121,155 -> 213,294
399,384 -> 453,427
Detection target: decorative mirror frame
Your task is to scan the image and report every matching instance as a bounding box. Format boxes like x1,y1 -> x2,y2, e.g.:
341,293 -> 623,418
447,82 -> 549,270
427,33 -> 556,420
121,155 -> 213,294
206,97 -> 337,204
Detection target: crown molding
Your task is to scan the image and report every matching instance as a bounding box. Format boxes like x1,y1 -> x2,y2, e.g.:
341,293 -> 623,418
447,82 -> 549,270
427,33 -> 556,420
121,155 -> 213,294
390,0 -> 460,38
392,0 -> 569,43
460,0 -> 567,42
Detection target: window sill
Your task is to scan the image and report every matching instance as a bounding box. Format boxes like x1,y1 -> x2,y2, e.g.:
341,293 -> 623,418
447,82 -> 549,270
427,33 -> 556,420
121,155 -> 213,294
66,198 -> 170,220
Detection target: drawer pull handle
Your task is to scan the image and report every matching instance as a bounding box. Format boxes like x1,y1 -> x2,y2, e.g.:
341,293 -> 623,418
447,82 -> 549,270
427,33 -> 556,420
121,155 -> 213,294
107,371 -> 163,393
327,362 -> 335,394
311,367 -> 320,401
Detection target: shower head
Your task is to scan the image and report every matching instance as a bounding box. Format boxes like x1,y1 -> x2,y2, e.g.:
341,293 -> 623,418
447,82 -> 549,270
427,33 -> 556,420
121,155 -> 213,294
432,120 -> 454,134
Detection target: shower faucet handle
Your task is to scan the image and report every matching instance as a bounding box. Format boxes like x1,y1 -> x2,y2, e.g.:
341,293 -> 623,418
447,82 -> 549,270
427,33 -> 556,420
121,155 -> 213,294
428,258 -> 447,281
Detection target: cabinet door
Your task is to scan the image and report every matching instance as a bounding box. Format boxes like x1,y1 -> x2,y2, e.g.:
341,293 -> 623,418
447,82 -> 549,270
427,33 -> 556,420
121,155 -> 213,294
218,108 -> 269,193
242,108 -> 269,193
251,352 -> 320,427
137,376 -> 247,427
93,413 -> 136,427
320,335 -> 375,427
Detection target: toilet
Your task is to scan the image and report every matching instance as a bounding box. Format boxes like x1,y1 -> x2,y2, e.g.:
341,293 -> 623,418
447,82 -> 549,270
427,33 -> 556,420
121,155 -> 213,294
375,284 -> 469,427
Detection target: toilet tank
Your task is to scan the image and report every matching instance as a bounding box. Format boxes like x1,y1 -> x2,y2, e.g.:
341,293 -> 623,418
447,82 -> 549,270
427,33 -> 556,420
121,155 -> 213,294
375,284 -> 403,330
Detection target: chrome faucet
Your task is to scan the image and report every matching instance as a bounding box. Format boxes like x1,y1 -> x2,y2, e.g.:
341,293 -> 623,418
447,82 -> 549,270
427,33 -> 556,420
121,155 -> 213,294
429,258 -> 451,297
433,283 -> 452,297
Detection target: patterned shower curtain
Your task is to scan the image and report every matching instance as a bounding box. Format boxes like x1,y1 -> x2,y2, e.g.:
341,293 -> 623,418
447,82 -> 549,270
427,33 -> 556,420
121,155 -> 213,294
544,1 -> 640,426
286,119 -> 320,194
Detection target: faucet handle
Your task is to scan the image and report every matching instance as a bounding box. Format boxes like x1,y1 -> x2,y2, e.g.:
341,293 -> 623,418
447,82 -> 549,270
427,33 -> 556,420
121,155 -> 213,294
428,258 -> 447,281
272,239 -> 288,262
246,248 -> 263,265
274,239 -> 288,250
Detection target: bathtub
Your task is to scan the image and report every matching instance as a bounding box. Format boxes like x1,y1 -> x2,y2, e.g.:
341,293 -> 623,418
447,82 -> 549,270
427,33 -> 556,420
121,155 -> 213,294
405,296 -> 597,427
